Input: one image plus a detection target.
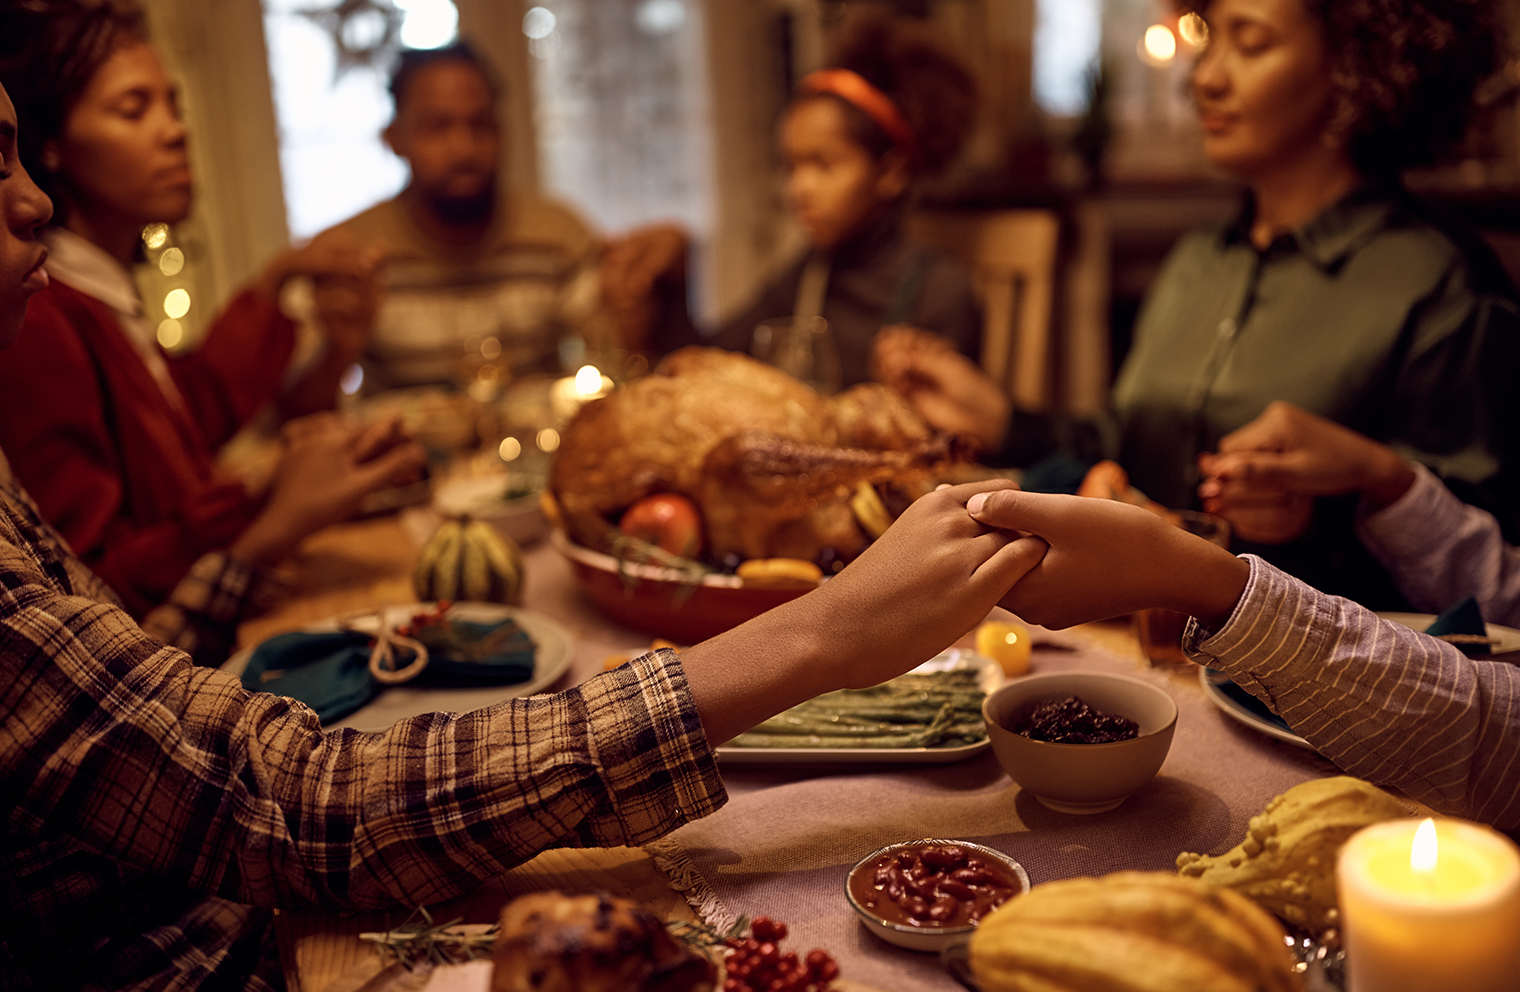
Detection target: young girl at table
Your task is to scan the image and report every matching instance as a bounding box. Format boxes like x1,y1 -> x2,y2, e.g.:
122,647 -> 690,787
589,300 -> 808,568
0,0 -> 417,622
603,12 -> 982,389
878,0 -> 1520,611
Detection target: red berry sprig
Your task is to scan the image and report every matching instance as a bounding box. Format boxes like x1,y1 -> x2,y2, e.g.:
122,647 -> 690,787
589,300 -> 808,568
721,916 -> 839,992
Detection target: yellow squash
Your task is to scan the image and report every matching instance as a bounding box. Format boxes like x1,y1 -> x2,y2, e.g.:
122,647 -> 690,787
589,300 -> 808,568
969,871 -> 1302,992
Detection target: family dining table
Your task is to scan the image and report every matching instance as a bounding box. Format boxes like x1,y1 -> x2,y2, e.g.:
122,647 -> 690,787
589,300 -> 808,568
240,496 -> 1349,992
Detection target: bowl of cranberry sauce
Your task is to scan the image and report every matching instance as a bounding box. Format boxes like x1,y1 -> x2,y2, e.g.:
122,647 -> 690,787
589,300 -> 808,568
982,671 -> 1178,815
846,839 -> 1029,952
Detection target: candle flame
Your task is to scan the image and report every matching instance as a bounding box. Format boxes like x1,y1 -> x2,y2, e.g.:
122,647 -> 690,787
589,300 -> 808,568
574,365 -> 603,396
1410,817 -> 1438,873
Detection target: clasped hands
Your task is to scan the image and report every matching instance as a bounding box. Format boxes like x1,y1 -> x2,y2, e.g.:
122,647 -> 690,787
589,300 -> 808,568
1197,401 -> 1416,544
229,413 -> 426,567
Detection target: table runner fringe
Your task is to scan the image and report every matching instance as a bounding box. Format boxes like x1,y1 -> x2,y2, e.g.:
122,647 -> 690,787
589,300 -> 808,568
644,837 -> 737,931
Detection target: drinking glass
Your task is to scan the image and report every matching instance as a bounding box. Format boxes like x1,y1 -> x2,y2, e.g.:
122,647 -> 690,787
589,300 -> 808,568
750,316 -> 842,395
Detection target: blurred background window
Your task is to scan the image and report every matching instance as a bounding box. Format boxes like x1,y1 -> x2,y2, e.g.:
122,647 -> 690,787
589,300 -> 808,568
1033,0 -> 1100,117
521,0 -> 713,238
262,0 -> 462,240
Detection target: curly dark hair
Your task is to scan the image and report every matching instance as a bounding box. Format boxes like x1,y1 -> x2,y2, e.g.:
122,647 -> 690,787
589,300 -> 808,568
798,12 -> 978,179
0,0 -> 148,213
389,41 -> 500,113
1183,0 -> 1504,175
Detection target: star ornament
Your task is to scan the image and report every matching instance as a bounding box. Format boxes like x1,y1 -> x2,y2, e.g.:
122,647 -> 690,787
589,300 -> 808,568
299,0 -> 403,77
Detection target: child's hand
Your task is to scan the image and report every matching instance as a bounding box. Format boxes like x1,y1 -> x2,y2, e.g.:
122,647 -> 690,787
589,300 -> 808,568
870,326 -> 1010,452
967,490 -> 1250,630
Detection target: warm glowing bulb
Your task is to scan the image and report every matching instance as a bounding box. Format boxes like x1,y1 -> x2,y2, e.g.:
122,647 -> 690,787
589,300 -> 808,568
142,223 -> 169,250
158,247 -> 185,276
1004,632 -> 1019,645
499,436 -> 522,461
1411,817 -> 1439,873
536,427 -> 561,452
1178,12 -> 1208,47
163,288 -> 191,319
1143,24 -> 1177,62
574,364 -> 602,396
522,5 -> 555,39
156,318 -> 183,349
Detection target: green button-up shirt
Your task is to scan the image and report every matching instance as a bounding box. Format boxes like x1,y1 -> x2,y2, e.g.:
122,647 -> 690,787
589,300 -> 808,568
1112,185 -> 1520,606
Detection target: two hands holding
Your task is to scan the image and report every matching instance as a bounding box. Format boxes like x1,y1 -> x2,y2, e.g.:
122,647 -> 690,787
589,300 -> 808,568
684,478 -> 1252,743
229,413 -> 426,568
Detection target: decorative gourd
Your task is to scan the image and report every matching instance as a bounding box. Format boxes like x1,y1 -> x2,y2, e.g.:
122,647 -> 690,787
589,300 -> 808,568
969,871 -> 1302,992
414,516 -> 525,605
1176,775 -> 1409,931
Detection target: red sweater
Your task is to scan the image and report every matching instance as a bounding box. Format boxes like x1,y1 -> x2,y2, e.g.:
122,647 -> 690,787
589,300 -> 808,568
0,280 -> 296,616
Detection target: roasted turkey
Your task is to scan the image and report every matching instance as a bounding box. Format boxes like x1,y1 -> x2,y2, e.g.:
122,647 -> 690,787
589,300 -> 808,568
492,891 -> 715,992
550,347 -> 964,563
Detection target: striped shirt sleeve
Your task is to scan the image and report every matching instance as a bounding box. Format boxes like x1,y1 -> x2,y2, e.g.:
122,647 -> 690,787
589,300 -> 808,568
1356,462 -> 1520,623
1185,555 -> 1520,829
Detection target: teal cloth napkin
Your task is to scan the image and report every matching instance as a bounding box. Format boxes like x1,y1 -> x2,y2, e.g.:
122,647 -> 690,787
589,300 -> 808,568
241,630 -> 379,722
241,617 -> 537,722
1424,596 -> 1489,656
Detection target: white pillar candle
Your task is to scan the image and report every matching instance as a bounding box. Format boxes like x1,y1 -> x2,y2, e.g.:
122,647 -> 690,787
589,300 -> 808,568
550,365 -> 614,423
1337,817 -> 1520,992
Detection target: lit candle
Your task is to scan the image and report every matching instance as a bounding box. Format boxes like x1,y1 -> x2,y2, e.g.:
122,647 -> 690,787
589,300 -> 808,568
1337,817 -> 1520,992
550,364 -> 614,422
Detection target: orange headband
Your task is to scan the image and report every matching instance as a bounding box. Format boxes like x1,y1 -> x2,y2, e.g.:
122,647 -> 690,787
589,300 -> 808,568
799,69 -> 919,166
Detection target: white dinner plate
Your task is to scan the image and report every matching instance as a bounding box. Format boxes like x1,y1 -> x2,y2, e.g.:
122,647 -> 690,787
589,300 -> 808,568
224,602 -> 574,732
714,651 -> 1003,766
1198,667 -> 1313,750
1374,612 -> 1520,655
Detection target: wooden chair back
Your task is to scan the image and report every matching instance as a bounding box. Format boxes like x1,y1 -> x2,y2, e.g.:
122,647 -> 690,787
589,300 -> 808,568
907,209 -> 1061,410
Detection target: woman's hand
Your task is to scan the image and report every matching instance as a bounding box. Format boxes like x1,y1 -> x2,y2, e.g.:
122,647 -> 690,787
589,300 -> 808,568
230,414 -> 425,566
257,230 -> 384,304
967,489 -> 1250,630
871,326 -> 1011,452
265,231 -> 388,416
679,480 -> 1047,744
1197,402 -> 1416,542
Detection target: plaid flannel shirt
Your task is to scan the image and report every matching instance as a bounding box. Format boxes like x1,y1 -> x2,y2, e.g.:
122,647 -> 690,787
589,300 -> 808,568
0,454 -> 726,990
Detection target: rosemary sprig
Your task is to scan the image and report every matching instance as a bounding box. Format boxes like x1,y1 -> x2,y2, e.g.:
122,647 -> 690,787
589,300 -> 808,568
359,907 -> 498,968
666,914 -> 750,950
608,533 -> 712,605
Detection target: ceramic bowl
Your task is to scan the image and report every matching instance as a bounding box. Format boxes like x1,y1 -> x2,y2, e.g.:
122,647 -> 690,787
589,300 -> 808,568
551,530 -> 815,643
982,671 -> 1177,814
845,839 -> 1029,953
433,472 -> 548,546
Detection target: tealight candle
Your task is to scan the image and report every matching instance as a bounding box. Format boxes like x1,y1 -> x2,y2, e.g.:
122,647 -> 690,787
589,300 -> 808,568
550,364 -> 614,422
1337,817 -> 1520,992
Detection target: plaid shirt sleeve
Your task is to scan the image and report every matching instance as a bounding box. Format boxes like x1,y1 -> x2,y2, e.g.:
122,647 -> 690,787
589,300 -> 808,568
2,468 -> 726,988
1185,555 -> 1520,829
136,550 -> 284,667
